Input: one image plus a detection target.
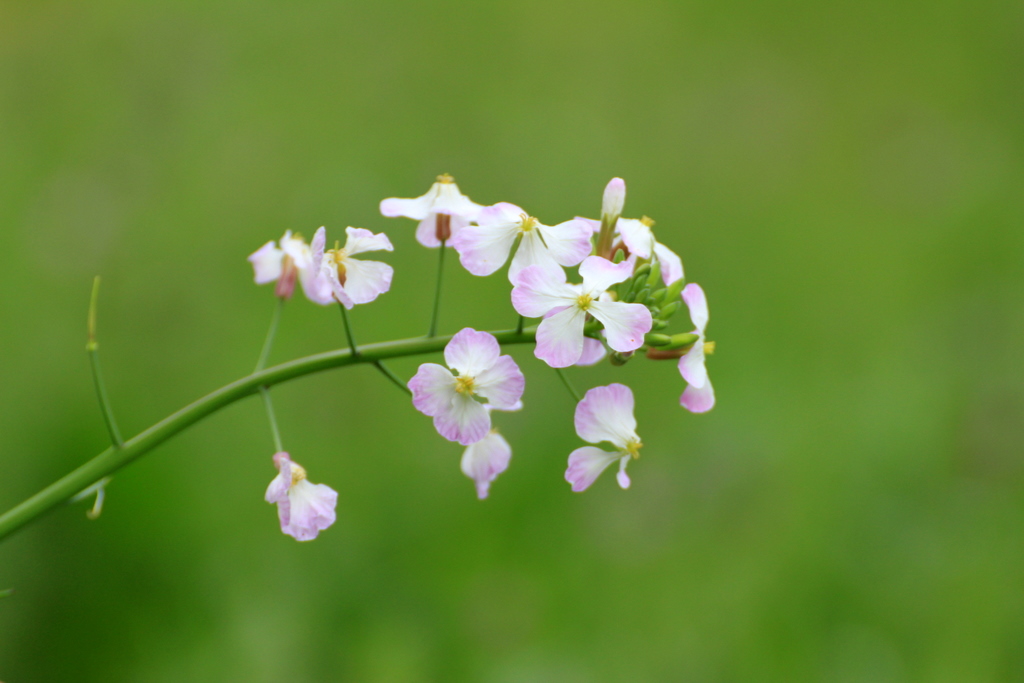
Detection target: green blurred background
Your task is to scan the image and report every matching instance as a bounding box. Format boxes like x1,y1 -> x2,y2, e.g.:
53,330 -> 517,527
1,1 -> 1022,680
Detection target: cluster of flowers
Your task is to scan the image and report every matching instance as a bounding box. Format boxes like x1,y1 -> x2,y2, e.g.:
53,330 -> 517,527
249,175 -> 716,540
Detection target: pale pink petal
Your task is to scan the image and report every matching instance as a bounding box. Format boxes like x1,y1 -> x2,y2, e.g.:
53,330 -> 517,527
575,337 -> 606,366
682,283 -> 709,333
509,229 -> 562,282
265,452 -> 292,503
574,383 -> 638,448
451,222 -> 520,276
574,216 -> 601,233
310,227 -> 326,274
588,300 -> 652,353
408,363 -> 457,417
476,202 -> 525,226
444,328 -> 500,377
416,214 -> 444,248
460,431 -> 512,499
617,218 -> 655,259
535,305 -> 587,368
325,269 -> 356,309
339,258 -> 393,305
681,375 -> 715,413
511,265 -> 577,318
565,446 -> 619,492
432,182 -> 482,218
653,242 -> 684,286
602,178 -> 626,218
615,456 -> 632,489
344,227 -> 394,256
537,218 -> 593,267
678,340 -> 707,388
280,231 -> 312,270
434,393 -> 491,445
380,196 -> 432,220
282,479 -> 338,541
249,241 -> 283,284
578,255 -> 635,294
474,355 -> 525,410
298,268 -> 335,306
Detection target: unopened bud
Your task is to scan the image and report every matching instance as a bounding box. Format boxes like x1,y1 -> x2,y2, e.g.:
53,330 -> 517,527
659,300 -> 682,319
602,177 -> 626,220
609,350 -> 633,366
275,256 -> 298,299
645,333 -> 672,346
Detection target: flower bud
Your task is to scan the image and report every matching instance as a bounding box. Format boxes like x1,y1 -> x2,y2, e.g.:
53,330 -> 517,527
274,256 -> 298,300
602,177 -> 626,220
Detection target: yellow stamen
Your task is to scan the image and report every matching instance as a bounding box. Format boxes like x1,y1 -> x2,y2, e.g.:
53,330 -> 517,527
519,215 -> 538,232
437,173 -> 454,184
703,341 -> 716,355
455,375 -> 476,395
625,439 -> 643,459
576,293 -> 594,311
640,216 -> 655,228
290,464 -> 308,486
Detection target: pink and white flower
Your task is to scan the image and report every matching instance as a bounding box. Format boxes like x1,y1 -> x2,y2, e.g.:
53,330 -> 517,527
248,231 -> 332,303
408,328 -> 525,445
565,383 -> 643,492
310,226 -> 394,309
380,174 -> 482,248
265,452 -> 338,541
511,256 -> 653,368
678,283 -> 716,413
459,401 -> 521,500
451,202 -> 592,281
580,215 -> 684,287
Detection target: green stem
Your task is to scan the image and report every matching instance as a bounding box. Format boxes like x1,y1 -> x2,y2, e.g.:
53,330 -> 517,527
260,388 -> 284,452
87,277 -> 123,448
554,367 -> 582,403
516,315 -> 525,335
255,298 -> 284,373
374,361 -> 412,396
428,241 -> 446,337
338,303 -> 359,357
0,327 -> 537,542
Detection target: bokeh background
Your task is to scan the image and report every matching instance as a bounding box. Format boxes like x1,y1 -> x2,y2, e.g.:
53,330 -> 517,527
2,1 -> 1023,680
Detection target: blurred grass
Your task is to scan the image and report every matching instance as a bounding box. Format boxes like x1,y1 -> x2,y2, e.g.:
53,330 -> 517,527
1,0 -> 1022,680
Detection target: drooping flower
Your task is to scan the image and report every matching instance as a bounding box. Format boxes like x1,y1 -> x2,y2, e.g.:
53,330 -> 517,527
248,231 -> 332,304
511,256 -> 653,368
309,226 -> 394,309
565,383 -> 643,492
265,452 -> 338,541
408,328 -> 525,445
451,202 -> 592,281
380,174 -> 482,247
459,400 -> 522,499
678,283 -> 716,413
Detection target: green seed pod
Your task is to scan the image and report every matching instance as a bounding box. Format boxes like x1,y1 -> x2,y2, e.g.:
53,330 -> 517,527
662,277 -> 686,304
644,333 -> 672,347
664,332 -> 700,350
652,319 -> 669,330
632,263 -> 651,281
646,259 -> 661,288
649,287 -> 667,306
659,300 -> 681,320
613,248 -> 626,264
634,286 -> 651,305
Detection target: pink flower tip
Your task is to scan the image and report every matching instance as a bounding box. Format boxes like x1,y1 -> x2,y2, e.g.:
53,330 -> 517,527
602,177 -> 626,218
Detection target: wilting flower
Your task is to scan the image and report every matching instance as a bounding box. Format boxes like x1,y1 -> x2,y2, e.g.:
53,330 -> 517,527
678,283 -> 716,413
459,402 -> 521,499
565,383 -> 643,492
380,174 -> 482,247
511,256 -> 652,368
451,202 -> 592,281
310,226 -> 394,309
408,328 -> 525,445
248,231 -> 332,303
265,452 -> 338,541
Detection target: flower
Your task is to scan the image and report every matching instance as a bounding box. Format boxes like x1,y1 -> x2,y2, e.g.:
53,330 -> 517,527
248,231 -> 332,303
310,226 -> 394,309
511,256 -> 653,368
678,283 -> 716,413
408,328 -> 525,445
380,174 -> 482,247
451,202 -> 592,281
565,383 -> 643,492
602,177 -> 626,221
461,430 -> 512,499
265,452 -> 338,541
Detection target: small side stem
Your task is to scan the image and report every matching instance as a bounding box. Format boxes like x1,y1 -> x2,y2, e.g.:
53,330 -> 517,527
260,388 -> 284,452
338,303 -> 360,358
516,314 -> 525,335
374,361 -> 412,395
554,367 -> 582,403
255,298 -> 285,373
87,277 -> 124,448
428,241 -> 446,337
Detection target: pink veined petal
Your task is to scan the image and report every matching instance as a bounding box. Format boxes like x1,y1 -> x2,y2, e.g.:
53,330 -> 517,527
408,363 -> 457,417
565,446 -> 620,492
681,375 -> 716,413
653,242 -> 684,286
249,241 -> 283,284
535,305 -> 588,368
616,456 -> 632,489
575,383 -> 639,448
474,355 -> 525,410
617,218 -> 655,259
576,336 -> 607,367
339,258 -> 393,305
460,430 -> 512,500
434,393 -> 491,445
509,229 -> 563,282
476,202 -> 525,226
444,328 -> 500,377
282,479 -> 338,541
451,222 -> 520,276
677,339 -> 707,388
310,227 -> 326,274
416,214 -> 444,248
344,227 -> 394,256
537,218 -> 593,267
682,283 -> 709,333
579,255 -> 635,294
380,195 -> 433,220
511,265 -> 577,318
588,300 -> 652,353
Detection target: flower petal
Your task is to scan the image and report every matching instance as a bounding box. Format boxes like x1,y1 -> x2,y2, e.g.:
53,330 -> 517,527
434,393 -> 491,445
602,178 -> 626,219
681,375 -> 716,413
574,383 -> 638,448
617,218 -> 655,259
265,452 -> 292,503
461,430 -> 512,499
616,456 -> 632,489
444,328 -> 500,377
310,227 -> 326,274
344,227 -> 394,256
653,242 -> 684,286
565,446 -> 620,492
677,340 -> 707,388
509,229 -> 564,282
682,283 -> 709,333
575,336 -> 607,366
249,241 -> 283,284
282,479 -> 338,541
280,231 -> 312,270
339,258 -> 393,305
380,196 -> 432,220
451,221 -> 520,276
511,265 -> 577,318
535,305 -> 587,368
537,218 -> 593,267
578,255 -> 635,294
474,355 -> 525,410
415,214 -> 444,248
298,268 -> 335,305
408,363 -> 457,417
476,202 -> 526,226
588,300 -> 652,353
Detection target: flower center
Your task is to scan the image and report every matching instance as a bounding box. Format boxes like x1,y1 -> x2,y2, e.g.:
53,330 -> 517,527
327,245 -> 348,285
290,463 -> 308,486
703,341 -> 716,355
518,215 -> 538,233
576,293 -> 594,311
640,215 -> 655,228
436,173 -> 454,184
625,439 -> 643,459
454,375 -> 476,395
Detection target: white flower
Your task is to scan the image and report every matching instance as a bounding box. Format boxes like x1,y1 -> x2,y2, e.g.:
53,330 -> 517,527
565,384 -> 643,492
678,283 -> 715,413
310,226 -> 394,309
380,174 -> 482,247
248,231 -> 333,303
265,452 -> 338,541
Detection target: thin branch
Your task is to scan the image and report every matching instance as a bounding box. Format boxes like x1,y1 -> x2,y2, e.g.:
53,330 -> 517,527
338,303 -> 359,357
428,241 -> 446,337
254,298 -> 284,373
554,367 -> 582,403
87,277 -> 123,448
260,388 -> 284,452
374,360 -> 412,396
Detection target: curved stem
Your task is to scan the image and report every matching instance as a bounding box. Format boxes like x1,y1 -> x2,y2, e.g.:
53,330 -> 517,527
428,241 -> 446,337
0,327 -> 537,542
87,277 -> 124,448
554,368 -> 582,403
374,360 -> 412,396
337,303 -> 359,358
255,298 -> 284,373
260,388 -> 284,452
